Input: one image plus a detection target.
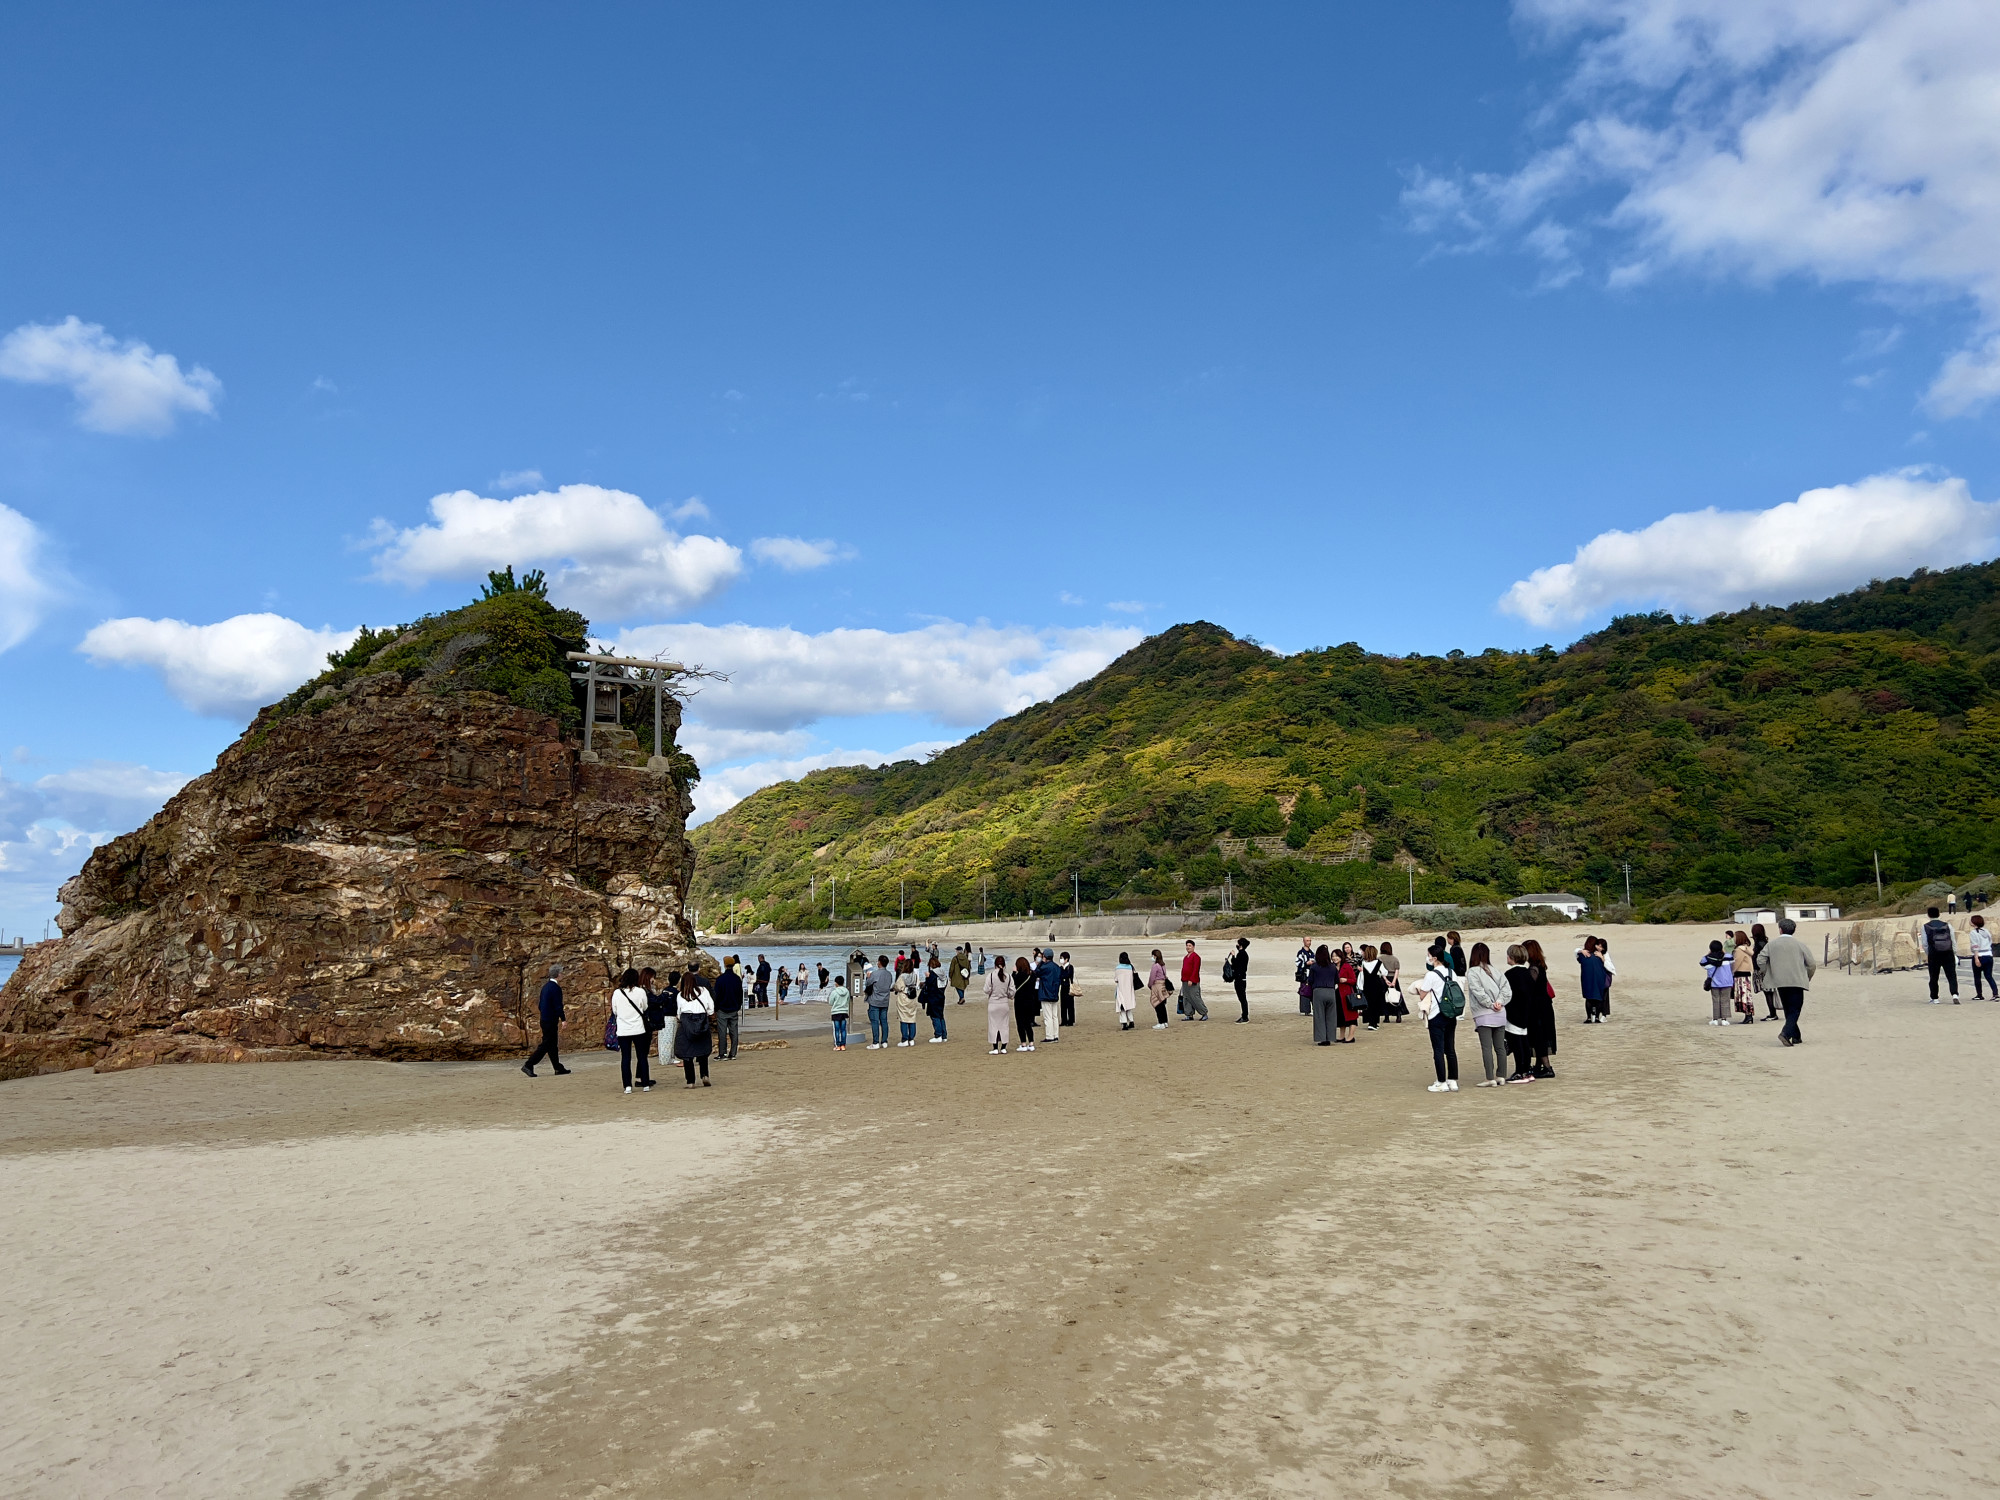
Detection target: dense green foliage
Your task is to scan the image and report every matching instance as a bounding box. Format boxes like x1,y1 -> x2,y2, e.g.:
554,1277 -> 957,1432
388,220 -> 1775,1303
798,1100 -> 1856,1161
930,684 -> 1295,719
691,560 -> 2000,927
261,579 -> 590,734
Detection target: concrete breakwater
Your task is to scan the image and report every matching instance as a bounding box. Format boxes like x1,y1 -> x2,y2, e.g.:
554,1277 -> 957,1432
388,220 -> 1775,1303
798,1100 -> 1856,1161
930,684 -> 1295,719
708,912 -> 1221,949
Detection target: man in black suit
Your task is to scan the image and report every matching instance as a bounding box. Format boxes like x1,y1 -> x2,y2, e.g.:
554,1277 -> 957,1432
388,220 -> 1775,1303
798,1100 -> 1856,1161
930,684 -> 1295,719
522,962 -> 571,1076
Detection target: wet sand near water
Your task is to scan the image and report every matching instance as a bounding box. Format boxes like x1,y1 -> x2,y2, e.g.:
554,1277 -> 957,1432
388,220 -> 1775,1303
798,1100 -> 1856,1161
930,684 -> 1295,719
4,924 -> 1997,1498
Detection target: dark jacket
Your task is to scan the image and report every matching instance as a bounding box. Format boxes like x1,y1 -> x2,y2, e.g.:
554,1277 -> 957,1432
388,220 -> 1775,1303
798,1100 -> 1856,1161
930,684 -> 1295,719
755,961 -> 772,988
920,972 -> 946,1015
537,980 -> 564,1026
1506,964 -> 1557,1052
1036,959 -> 1063,1001
712,970 -> 744,1013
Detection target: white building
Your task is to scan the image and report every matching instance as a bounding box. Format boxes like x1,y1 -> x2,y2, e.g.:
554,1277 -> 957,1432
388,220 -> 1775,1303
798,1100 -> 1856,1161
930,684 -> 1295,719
1734,903 -> 1840,924
1505,892 -> 1589,920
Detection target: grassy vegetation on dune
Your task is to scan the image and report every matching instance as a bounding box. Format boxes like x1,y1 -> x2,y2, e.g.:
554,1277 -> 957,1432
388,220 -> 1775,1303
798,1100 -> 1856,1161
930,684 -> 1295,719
690,561 -> 2000,928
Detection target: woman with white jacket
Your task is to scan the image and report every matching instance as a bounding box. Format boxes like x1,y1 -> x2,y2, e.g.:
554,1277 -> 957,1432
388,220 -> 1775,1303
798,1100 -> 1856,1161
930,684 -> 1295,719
1114,952 -> 1139,1030
1463,942 -> 1509,1086
984,955 -> 1014,1054
610,968 -> 653,1094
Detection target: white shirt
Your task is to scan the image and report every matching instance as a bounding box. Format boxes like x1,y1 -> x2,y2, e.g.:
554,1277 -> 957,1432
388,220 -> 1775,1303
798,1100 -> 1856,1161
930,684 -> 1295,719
1971,927 -> 1993,957
678,985 -> 716,1017
611,985 -> 650,1036
1411,965 -> 1450,1021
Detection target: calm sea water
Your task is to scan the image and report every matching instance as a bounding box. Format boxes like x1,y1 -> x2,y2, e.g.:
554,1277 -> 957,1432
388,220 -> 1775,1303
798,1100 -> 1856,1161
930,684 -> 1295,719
0,954 -> 18,986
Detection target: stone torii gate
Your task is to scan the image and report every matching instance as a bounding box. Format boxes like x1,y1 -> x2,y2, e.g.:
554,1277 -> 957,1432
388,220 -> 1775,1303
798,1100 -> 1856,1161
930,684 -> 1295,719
567,651 -> 690,771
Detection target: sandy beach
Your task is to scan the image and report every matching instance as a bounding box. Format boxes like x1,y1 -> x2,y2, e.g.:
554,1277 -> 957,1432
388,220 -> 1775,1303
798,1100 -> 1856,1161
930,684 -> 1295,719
5,922 -> 1998,1498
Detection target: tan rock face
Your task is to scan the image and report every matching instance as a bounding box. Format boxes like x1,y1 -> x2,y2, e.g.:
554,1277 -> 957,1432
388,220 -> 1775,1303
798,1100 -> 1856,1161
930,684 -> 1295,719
0,677 -> 704,1077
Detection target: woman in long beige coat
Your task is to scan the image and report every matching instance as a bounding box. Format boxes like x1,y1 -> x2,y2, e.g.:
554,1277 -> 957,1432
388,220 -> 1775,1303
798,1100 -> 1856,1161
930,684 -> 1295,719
984,956 -> 1013,1054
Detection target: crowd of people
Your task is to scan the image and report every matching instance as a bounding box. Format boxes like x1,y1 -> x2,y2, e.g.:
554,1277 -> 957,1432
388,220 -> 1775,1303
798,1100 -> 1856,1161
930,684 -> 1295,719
521,908 -> 1973,1093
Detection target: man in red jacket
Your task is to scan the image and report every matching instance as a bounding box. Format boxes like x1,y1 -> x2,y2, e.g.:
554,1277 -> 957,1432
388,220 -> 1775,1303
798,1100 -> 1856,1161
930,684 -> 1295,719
1180,940 -> 1209,1020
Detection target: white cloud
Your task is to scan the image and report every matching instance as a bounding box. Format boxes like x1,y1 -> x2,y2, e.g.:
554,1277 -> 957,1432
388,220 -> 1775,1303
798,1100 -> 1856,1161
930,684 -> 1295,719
0,503 -> 63,653
492,468 -> 543,492
1500,469 -> 2000,627
669,497 -> 711,522
369,484 -> 743,619
1058,591 -> 1085,606
748,536 -> 852,572
79,613 -> 360,718
691,741 -> 957,825
0,761 -> 191,931
1407,0 -> 2000,411
611,620 -> 1143,733
1105,600 -> 1148,614
0,316 -> 221,435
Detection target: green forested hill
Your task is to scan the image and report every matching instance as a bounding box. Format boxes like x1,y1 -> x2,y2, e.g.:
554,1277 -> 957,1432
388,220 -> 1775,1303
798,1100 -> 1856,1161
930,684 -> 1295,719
689,561 -> 2000,927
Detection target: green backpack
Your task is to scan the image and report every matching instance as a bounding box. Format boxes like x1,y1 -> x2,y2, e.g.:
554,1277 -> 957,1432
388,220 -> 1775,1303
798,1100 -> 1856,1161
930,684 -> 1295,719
1438,972 -> 1466,1019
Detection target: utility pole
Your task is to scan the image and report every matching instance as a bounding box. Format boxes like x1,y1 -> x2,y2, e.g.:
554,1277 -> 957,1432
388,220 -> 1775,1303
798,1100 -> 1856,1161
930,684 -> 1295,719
982,877 -> 989,920
1874,851 -> 1883,904
1408,865 -> 1416,906
1073,871 -> 1080,917
1622,861 -> 1632,907
830,877 -> 837,925
900,878 -> 906,922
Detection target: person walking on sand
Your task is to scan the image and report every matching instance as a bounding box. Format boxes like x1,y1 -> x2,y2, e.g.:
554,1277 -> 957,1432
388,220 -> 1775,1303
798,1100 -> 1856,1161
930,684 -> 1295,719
922,959 -> 948,1041
1971,914 -> 1995,1000
673,970 -> 715,1087
864,954 -> 896,1049
1755,917 -> 1818,1045
1502,945 -> 1538,1084
1114,952 -> 1139,1029
1576,937 -> 1609,1023
1148,949 -> 1172,1029
1465,942 -> 1509,1085
1036,948 -> 1064,1042
895,963 -> 921,1046
754,954 -> 772,1009
1012,955 -> 1040,1051
950,944 -> 972,1005
1180,940 -> 1209,1021
1731,932 -> 1758,1023
1358,944 -> 1388,1030
1227,937 -> 1250,1021
610,968 -> 654,1094
1059,951 -> 1077,1030
1414,942 -> 1463,1093
522,961 -> 572,1077
1701,939 -> 1734,1025
1519,938 -> 1558,1077
1309,945 -> 1342,1046
828,973 -> 852,1050
1923,906 -> 1960,1003
1379,941 -> 1405,1021
712,955 -> 744,1061
984,954 -> 1013,1053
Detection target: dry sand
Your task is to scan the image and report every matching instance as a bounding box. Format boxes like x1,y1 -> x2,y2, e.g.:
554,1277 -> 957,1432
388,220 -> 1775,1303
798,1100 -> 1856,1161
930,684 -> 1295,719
4,923 -> 1998,1498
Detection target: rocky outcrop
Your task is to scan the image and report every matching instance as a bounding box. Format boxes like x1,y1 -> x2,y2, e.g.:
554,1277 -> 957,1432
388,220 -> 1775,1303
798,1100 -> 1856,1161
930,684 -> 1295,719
0,674 -> 702,1077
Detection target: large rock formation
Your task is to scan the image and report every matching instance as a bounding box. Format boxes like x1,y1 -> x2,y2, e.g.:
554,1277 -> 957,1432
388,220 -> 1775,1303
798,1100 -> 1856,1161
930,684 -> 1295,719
0,672 -> 702,1077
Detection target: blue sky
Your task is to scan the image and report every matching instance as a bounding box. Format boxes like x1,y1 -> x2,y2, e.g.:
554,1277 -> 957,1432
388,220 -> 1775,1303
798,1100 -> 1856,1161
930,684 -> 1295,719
3,1 -> 1998,934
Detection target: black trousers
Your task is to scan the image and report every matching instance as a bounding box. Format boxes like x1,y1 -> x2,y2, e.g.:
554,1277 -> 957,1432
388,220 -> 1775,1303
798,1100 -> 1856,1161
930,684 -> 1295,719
1234,978 -> 1248,1019
618,1033 -> 651,1087
526,1020 -> 561,1070
1154,1001 -> 1169,1025
1060,992 -> 1075,1027
1015,997 -> 1039,1044
1428,1014 -> 1459,1082
1777,986 -> 1806,1042
1929,954 -> 1959,998
682,1053 -> 709,1082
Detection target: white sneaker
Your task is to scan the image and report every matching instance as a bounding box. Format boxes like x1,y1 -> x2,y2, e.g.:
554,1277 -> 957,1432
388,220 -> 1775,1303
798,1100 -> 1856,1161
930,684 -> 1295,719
1023,1043 -> 1035,1051
1428,1082 -> 1449,1092
624,1086 -> 632,1094
1153,1023 -> 1168,1030
1447,1080 -> 1459,1091
929,1037 -> 943,1043
1477,1079 -> 1496,1087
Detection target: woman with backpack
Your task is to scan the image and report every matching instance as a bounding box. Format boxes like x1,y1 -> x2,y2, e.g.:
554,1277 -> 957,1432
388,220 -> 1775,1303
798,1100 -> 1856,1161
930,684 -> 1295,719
673,970 -> 715,1087
1700,939 -> 1734,1025
1465,942 -> 1509,1085
983,954 -> 1013,1053
610,968 -> 654,1094
1413,943 -> 1462,1092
